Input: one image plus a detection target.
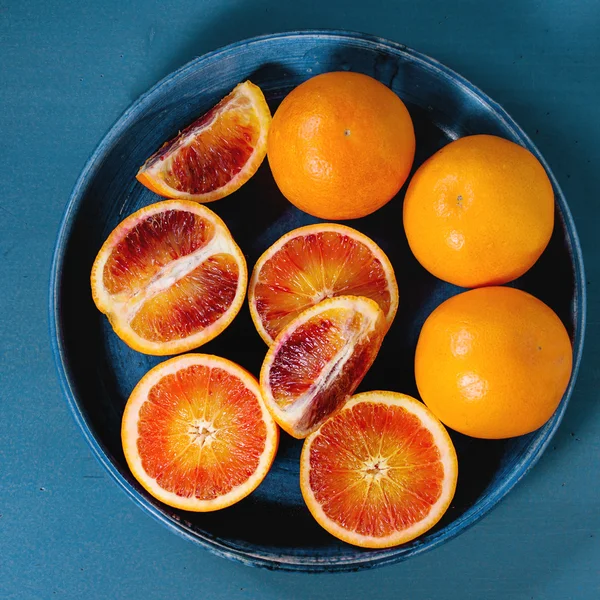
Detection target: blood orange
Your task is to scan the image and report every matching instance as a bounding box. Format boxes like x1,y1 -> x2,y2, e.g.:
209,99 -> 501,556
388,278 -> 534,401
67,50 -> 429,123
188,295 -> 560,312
259,296 -> 386,438
136,81 -> 271,202
122,354 -> 279,511
91,200 -> 247,355
249,224 -> 399,345
300,391 -> 458,548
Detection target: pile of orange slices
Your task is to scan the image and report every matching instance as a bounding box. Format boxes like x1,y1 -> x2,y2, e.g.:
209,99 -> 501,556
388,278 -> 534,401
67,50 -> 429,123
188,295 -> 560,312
89,72 -> 571,551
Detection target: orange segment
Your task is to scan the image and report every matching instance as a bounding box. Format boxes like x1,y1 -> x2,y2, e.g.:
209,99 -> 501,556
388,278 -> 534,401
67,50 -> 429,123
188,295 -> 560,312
136,81 -> 271,202
300,392 -> 458,548
122,354 -> 279,511
249,224 -> 398,345
91,200 -> 247,355
259,296 -> 386,438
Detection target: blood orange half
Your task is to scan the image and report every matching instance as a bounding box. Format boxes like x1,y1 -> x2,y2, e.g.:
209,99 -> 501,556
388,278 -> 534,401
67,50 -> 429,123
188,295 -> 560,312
91,200 -> 247,355
136,81 -> 271,202
300,391 -> 458,548
249,224 -> 399,345
122,354 -> 279,511
259,296 -> 386,438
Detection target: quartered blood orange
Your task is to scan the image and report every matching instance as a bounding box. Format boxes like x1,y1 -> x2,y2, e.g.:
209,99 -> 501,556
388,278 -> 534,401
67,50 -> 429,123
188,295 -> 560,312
122,354 -> 278,511
136,81 -> 271,202
300,391 -> 458,548
249,224 -> 399,345
91,200 -> 247,355
259,296 -> 386,439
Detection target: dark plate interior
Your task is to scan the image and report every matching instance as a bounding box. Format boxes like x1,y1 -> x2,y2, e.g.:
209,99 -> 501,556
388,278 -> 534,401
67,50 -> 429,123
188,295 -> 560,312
50,31 -> 585,572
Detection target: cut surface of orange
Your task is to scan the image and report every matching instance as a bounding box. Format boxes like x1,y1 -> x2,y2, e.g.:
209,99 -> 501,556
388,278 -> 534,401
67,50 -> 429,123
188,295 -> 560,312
136,81 -> 271,202
91,200 -> 247,355
259,296 -> 386,439
122,354 -> 279,511
300,391 -> 458,548
249,224 -> 399,345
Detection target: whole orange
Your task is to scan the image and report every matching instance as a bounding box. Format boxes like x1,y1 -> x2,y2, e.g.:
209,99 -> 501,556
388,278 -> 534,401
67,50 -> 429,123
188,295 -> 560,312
267,72 -> 415,220
403,135 -> 554,288
415,287 -> 572,439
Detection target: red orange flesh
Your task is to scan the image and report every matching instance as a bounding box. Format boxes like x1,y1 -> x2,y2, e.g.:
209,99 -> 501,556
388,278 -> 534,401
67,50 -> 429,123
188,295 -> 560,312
259,296 -> 386,438
300,391 -> 458,548
249,224 -> 399,345
91,200 -> 247,355
122,354 -> 279,511
136,81 -> 271,202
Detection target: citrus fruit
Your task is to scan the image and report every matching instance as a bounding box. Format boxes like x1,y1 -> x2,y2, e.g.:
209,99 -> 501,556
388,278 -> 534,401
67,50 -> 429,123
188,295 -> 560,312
260,296 -> 386,438
300,391 -> 458,548
91,200 -> 247,355
249,224 -> 399,345
267,71 -> 415,220
403,134 -> 554,288
136,81 -> 271,202
122,354 -> 278,511
415,286 -> 573,439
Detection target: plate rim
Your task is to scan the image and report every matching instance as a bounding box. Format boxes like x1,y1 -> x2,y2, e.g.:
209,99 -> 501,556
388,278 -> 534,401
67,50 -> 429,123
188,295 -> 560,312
48,29 -> 587,573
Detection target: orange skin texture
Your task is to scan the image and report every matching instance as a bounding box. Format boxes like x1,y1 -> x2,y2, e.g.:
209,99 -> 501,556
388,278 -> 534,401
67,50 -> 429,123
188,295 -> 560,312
415,287 -> 573,439
403,134 -> 554,288
267,72 -> 415,220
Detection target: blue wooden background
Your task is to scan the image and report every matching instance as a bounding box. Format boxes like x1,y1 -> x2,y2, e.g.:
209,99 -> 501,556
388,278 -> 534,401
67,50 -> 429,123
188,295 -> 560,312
1,1 -> 598,598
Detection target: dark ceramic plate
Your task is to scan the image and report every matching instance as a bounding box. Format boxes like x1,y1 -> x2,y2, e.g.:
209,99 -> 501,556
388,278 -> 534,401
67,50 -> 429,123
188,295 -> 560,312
50,31 -> 585,572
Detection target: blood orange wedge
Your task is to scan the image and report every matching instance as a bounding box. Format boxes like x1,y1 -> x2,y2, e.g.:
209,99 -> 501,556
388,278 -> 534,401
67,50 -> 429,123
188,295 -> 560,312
300,391 -> 458,548
136,81 -> 271,202
91,200 -> 247,355
249,224 -> 399,345
259,295 -> 386,438
122,354 -> 279,511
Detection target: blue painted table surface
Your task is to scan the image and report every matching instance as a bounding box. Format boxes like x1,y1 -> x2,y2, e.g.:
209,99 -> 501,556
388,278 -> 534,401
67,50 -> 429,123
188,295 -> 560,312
1,1 -> 599,598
